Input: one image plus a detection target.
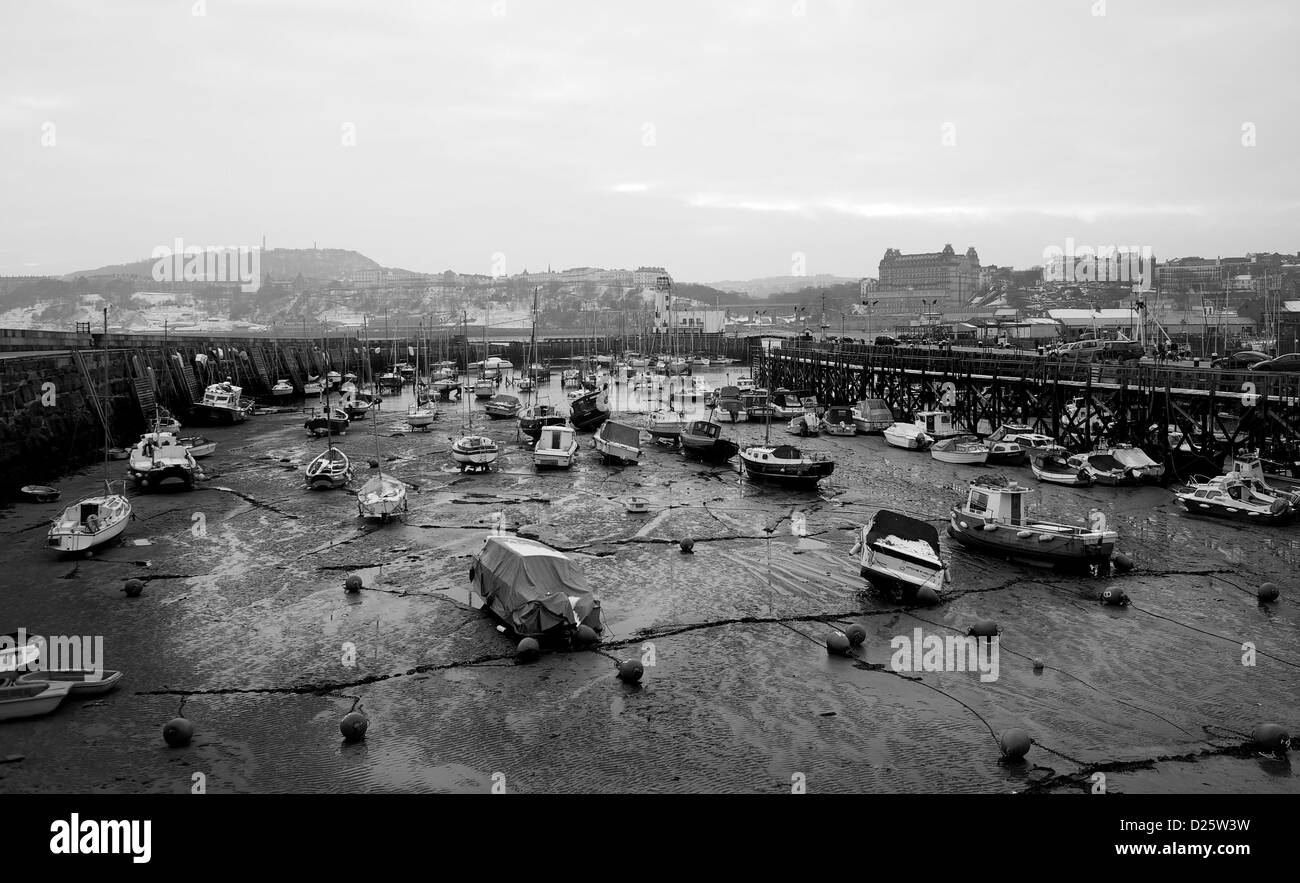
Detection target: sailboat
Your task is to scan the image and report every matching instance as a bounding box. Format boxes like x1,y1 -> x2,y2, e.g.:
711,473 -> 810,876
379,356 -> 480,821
48,352 -> 133,553
452,311 -> 499,472
356,425 -> 407,522
406,318 -> 438,430
518,303 -> 566,440
740,394 -> 835,485
517,288 -> 541,393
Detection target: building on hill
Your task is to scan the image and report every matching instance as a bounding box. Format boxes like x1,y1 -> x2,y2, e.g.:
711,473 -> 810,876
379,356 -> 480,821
873,244 -> 981,313
634,267 -> 673,290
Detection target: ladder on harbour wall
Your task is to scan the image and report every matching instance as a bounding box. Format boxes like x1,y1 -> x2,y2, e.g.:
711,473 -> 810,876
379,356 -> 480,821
72,350 -> 110,435
176,353 -> 201,401
249,347 -> 273,391
129,354 -> 157,423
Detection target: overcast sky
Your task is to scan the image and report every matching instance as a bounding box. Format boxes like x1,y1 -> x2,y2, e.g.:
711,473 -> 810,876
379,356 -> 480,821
2,0 -> 1297,282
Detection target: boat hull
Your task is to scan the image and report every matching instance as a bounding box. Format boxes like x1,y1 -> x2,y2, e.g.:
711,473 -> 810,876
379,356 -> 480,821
0,680 -> 73,721
17,669 -> 122,696
594,440 -> 639,464
740,457 -> 834,483
947,512 -> 1114,568
681,437 -> 739,461
930,450 -> 989,465
1175,496 -> 1295,524
884,427 -> 931,450
535,445 -> 579,468
1030,462 -> 1091,486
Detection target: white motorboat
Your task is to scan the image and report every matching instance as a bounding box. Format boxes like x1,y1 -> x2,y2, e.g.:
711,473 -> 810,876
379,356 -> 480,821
852,510 -> 950,599
820,405 -> 857,436
594,421 -> 642,465
356,474 -> 407,521
473,378 -> 497,399
534,423 -> 579,468
883,422 -> 933,450
786,413 -> 820,436
193,381 -> 250,423
1029,448 -> 1092,486
303,376 -> 324,395
736,376 -> 756,392
0,679 -> 74,721
271,379 -> 294,396
16,669 -> 123,697
852,398 -> 893,433
647,410 -> 688,443
930,435 -> 990,465
128,431 -> 199,490
305,446 -> 352,489
177,435 -> 217,458
987,423 -> 1056,452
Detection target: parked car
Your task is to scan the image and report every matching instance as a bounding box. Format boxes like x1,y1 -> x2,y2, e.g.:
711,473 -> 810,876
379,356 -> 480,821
1249,353 -> 1300,372
874,335 -> 899,346
1212,350 -> 1270,369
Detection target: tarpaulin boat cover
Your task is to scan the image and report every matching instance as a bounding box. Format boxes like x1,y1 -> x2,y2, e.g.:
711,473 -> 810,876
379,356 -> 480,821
863,510 -> 942,558
1110,447 -> 1158,469
470,536 -> 601,639
603,421 -> 641,448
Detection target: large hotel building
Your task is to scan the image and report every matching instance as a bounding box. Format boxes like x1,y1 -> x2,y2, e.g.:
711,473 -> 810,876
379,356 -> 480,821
867,244 -> 981,315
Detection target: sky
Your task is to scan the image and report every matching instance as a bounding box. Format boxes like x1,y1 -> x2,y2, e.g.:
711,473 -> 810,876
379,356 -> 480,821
2,0 -> 1297,283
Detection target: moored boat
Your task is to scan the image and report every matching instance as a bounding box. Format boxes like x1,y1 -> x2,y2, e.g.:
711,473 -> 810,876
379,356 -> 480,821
534,423 -> 579,468
305,446 -> 352,489
473,378 -> 497,399
883,422 -> 933,450
647,410 -> 688,443
303,376 -> 325,395
271,379 -> 294,397
594,420 -> 642,465
468,535 -> 603,645
716,385 -> 744,422
852,510 -> 950,599
304,408 -> 350,437
985,438 -> 1027,465
485,394 -> 522,420
128,431 -> 199,490
930,435 -> 990,465
1174,473 -> 1296,524
356,474 -> 407,521
1108,445 -> 1165,483
452,435 -> 499,471
947,476 -> 1118,568
740,444 -> 834,484
680,419 -> 739,462
518,404 -> 566,441
743,389 -> 775,422
1030,449 -> 1091,486
568,388 -> 609,431
820,405 -> 857,436
987,423 -> 1056,452
177,436 -> 217,458
405,402 -> 437,430
786,413 -> 819,436
1077,451 -> 1133,486
193,381 -> 251,424
16,669 -> 123,696
0,679 -> 74,721
19,485 -> 60,503
851,398 -> 893,433
46,483 -> 132,553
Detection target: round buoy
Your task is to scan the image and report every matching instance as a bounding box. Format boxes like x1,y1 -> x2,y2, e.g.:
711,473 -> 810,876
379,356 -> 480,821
915,586 -> 941,607
340,711 -> 369,742
826,631 -> 852,655
968,620 -> 999,638
679,537 -> 695,554
845,624 -> 867,646
1258,582 -> 1280,603
1032,658 -> 1044,672
1111,552 -> 1134,573
1101,587 -> 1129,607
368,459 -> 379,469
999,729 -> 1031,761
616,658 -> 644,683
162,717 -> 194,748
122,578 -> 144,598
1251,724 -> 1290,754
344,575 -> 363,593
574,625 -> 598,647
516,637 -> 540,662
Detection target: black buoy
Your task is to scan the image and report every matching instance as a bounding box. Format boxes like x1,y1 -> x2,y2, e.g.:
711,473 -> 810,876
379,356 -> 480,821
1258,582 -> 1280,604
679,537 -> 695,554
845,623 -> 867,646
1101,587 -> 1129,607
340,711 -> 369,743
826,631 -> 851,655
122,578 -> 144,598
1251,723 -> 1290,754
344,575 -> 363,593
968,620 -> 999,638
999,729 -> 1031,761
616,658 -> 644,683
516,637 -> 540,662
1111,552 -> 1135,573
573,625 -> 598,647
1032,658 -> 1045,673
915,586 -> 941,607
162,717 -> 194,748
368,459 -> 379,469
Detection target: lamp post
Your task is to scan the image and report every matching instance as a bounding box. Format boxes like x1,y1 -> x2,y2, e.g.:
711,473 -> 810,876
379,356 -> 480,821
863,299 -> 878,338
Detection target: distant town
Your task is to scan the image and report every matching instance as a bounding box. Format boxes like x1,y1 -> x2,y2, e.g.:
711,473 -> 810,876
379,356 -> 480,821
2,243 -> 1298,355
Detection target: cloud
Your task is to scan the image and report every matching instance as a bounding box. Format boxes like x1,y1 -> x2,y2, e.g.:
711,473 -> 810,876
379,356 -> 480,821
611,183 -> 651,193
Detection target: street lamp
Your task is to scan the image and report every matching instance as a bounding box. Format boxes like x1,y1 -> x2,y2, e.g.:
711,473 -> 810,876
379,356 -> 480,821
862,299 -> 879,338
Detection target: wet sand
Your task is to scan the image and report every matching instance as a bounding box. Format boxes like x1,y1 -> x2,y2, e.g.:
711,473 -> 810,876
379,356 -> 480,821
1,369 -> 1297,794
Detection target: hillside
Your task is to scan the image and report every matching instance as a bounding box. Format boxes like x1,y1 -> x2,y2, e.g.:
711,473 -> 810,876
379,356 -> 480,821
705,274 -> 859,299
63,248 -> 388,283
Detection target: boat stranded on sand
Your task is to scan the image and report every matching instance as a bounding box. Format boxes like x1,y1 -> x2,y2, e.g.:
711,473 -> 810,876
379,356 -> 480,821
853,510 -> 949,600
469,535 -> 603,646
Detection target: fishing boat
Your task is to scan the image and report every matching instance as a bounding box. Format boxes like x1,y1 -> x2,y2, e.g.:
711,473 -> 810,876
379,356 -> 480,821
743,389 -> 776,422
1107,445 -> 1165,483
716,385 -> 744,422
820,405 -> 857,436
452,435 -> 499,471
340,374 -> 358,395
770,390 -> 806,420
947,476 -> 1118,568
786,413 -> 819,436
305,446 -> 352,490
303,375 -> 325,395
154,408 -> 183,434
736,376 -> 756,392
518,403 -> 566,441
1077,451 -> 1135,486
128,431 -> 199,490
912,410 -> 960,440
741,444 -> 834,484
1174,474 -> 1295,524
516,376 -> 536,393
534,423 -> 579,468
177,436 -> 217,458
987,423 -> 1056,452
883,421 -> 933,450
852,510 -> 950,599
647,410 -> 688,443
526,363 -> 551,380
16,669 -> 123,697
485,394 -> 522,420
689,355 -> 710,367
1223,450 -> 1300,503
0,679 -> 74,721
272,379 -> 294,397
326,370 -> 342,387
985,438 -> 1027,465
473,378 -> 497,399
304,407 -> 350,437
1030,449 -> 1092,486
680,419 -> 739,462
468,535 -> 603,645
852,399 -> 893,433
19,485 -> 60,503
930,435 -> 990,465
569,387 -> 609,431
625,497 -> 650,513
341,392 -> 378,421
594,420 -> 642,465
193,381 -> 251,424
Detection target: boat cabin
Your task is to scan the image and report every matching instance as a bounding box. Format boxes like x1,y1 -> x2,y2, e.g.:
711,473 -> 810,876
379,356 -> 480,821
962,478 -> 1031,526
686,420 -> 720,439
824,406 -> 854,424
201,383 -> 243,408
915,411 -> 958,438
